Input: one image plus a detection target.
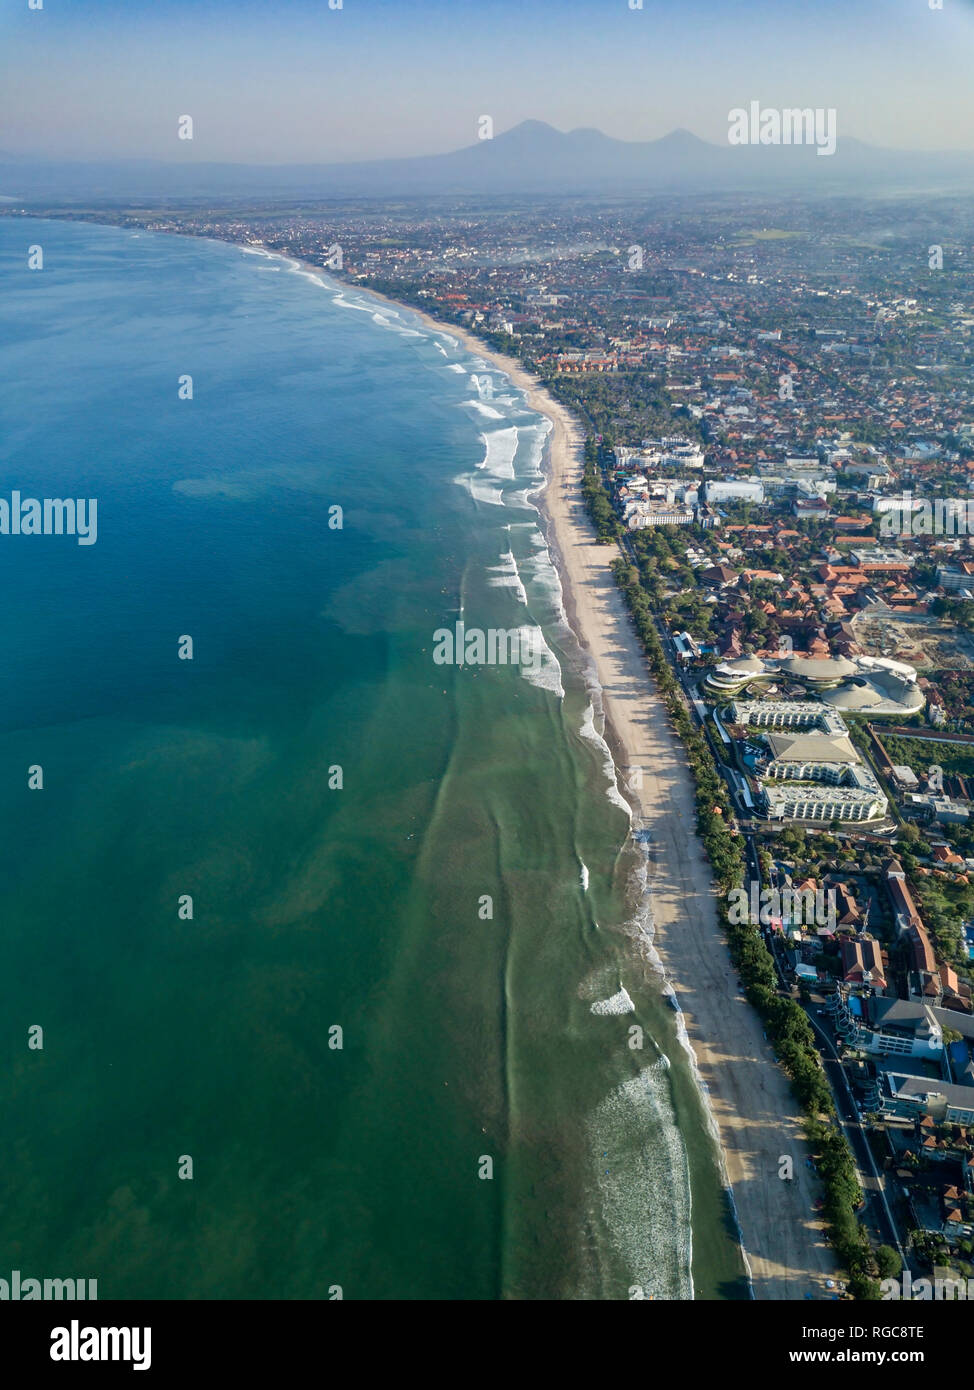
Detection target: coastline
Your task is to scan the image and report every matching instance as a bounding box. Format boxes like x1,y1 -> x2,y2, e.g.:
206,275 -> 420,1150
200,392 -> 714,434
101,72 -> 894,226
351,277 -> 840,1299
188,238 -> 837,1296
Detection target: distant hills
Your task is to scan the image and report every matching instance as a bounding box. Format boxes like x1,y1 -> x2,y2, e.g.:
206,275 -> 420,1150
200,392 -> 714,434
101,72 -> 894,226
3,120 -> 973,202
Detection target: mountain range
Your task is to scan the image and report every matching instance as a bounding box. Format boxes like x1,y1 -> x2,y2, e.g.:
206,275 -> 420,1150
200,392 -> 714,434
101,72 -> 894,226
3,121 -> 973,202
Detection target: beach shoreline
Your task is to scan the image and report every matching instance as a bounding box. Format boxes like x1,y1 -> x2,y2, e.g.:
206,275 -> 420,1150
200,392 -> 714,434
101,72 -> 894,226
348,279 -> 840,1300
240,247 -> 839,1298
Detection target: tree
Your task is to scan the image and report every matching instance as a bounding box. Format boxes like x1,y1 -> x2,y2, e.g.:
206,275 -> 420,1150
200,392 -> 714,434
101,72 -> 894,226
875,1245 -> 902,1279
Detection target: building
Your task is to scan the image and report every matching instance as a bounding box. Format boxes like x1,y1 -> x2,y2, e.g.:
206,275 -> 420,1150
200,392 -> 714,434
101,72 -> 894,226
701,480 -> 766,505
832,996 -> 944,1058
624,503 -> 696,529
820,657 -> 925,717
870,1073 -> 974,1126
840,935 -> 887,991
907,794 -> 971,826
758,729 -> 888,823
729,700 -> 847,735
704,656 -> 767,695
937,562 -> 974,593
761,781 -> 888,823
725,699 -> 889,822
775,655 -> 859,689
885,859 -> 924,934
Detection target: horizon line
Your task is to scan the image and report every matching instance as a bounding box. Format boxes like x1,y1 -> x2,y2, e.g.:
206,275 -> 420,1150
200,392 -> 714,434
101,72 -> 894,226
7,120 -> 974,169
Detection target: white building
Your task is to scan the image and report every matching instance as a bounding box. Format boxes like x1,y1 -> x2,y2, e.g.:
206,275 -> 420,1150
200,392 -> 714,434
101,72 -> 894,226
701,480 -> 765,505
755,722 -> 888,823
729,700 -> 847,736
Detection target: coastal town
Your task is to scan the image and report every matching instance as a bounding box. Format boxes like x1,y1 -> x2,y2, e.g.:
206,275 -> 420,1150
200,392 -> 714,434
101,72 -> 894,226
12,188 -> 974,1301
287,192 -> 974,1297
11,0 -> 974,1347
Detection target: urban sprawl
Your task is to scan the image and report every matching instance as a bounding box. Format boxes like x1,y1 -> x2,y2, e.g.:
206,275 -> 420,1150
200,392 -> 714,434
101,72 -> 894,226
16,190 -> 974,1296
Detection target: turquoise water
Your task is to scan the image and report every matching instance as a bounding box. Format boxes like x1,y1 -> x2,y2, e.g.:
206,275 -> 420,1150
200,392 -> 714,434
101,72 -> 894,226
0,218 -> 747,1299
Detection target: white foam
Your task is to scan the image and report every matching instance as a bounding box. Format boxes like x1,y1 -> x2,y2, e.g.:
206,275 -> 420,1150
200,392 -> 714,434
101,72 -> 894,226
453,471 -> 506,507
590,987 -> 636,1016
503,487 -> 538,511
515,624 -> 564,699
580,861 -> 590,893
579,701 -> 633,817
486,550 -> 528,605
330,292 -> 376,314
514,421 -> 551,481
481,427 -> 518,479
587,1067 -> 694,1300
464,400 -> 504,420
289,264 -> 327,289
458,428 -> 519,504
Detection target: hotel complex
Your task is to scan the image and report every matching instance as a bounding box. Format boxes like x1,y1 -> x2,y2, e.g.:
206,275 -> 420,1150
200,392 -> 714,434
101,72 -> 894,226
706,653 -> 925,718
729,699 -> 889,823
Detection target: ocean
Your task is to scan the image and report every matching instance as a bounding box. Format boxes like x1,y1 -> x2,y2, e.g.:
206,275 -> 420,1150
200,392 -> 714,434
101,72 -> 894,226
0,218 -> 748,1299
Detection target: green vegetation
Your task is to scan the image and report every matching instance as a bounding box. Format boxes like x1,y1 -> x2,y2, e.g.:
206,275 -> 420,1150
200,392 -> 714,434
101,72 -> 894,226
911,876 -> 972,971
881,731 -> 974,779
932,596 -> 974,632
544,371 -> 699,443
874,1245 -> 902,1279
581,437 -> 621,543
589,510 -> 878,1297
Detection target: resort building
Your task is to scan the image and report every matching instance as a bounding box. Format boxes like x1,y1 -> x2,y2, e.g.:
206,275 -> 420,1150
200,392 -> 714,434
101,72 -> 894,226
705,653 -> 924,715
866,1073 -> 974,1127
704,656 -> 767,695
701,479 -> 766,504
729,700 -> 847,735
757,727 -> 889,823
761,781 -> 887,823
821,658 -> 926,717
624,503 -> 696,529
831,996 -> 944,1059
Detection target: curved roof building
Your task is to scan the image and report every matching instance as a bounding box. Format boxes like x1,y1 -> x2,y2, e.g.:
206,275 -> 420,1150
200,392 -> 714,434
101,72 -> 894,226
703,650 -> 924,713
704,655 -> 769,694
777,655 -> 858,689
822,668 -> 926,717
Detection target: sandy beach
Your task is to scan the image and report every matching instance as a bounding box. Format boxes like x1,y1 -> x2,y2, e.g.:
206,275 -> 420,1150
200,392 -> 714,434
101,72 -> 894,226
378,295 -> 839,1299
329,276 -> 841,1298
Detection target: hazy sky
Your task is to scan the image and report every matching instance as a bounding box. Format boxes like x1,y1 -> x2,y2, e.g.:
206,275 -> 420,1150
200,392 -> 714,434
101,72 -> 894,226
3,0 -> 974,162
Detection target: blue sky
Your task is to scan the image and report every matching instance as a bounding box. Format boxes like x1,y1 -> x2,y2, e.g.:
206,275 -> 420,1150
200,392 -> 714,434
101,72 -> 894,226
2,0 -> 973,161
